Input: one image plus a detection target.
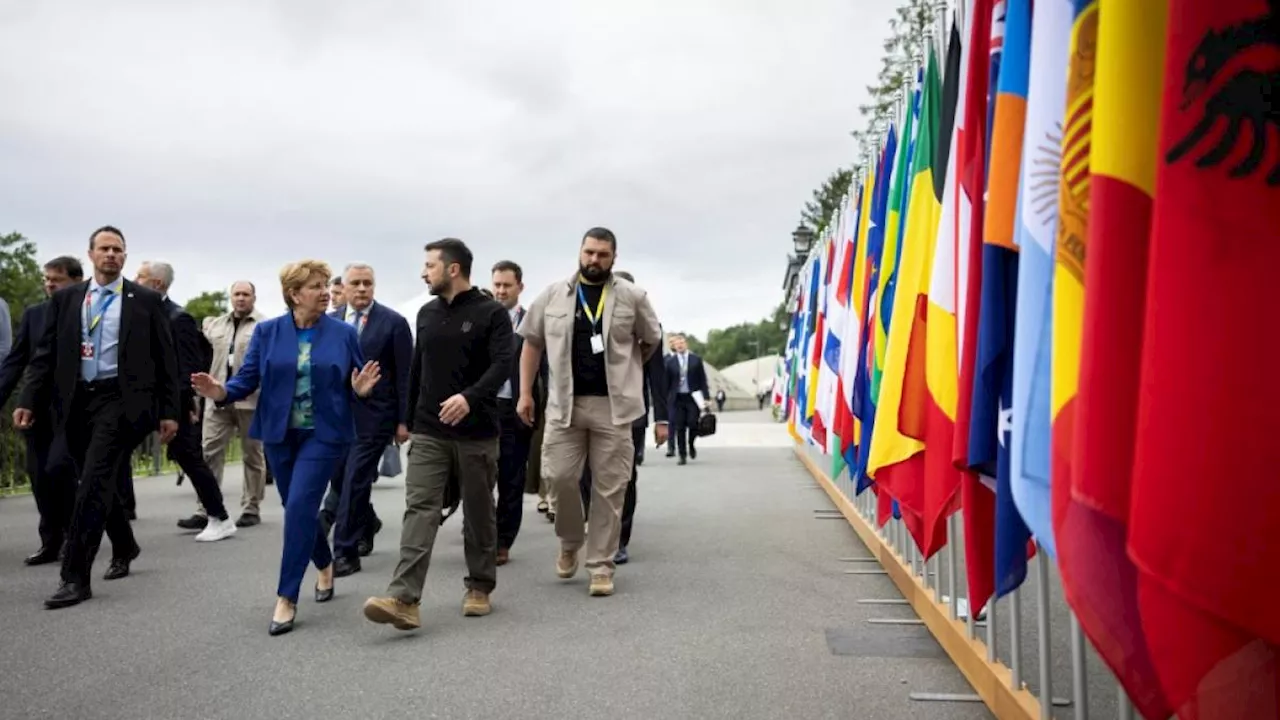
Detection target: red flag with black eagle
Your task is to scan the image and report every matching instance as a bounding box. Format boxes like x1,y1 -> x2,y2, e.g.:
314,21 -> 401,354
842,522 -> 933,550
1128,1 -> 1280,717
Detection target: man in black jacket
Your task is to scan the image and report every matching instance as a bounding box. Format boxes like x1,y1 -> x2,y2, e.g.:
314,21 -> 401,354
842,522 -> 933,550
136,262 -> 236,543
15,226 -> 182,609
363,238 -> 513,630
578,272 -> 668,564
0,255 -> 84,565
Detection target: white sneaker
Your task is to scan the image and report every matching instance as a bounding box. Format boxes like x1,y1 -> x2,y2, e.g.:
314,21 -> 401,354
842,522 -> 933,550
195,517 -> 237,542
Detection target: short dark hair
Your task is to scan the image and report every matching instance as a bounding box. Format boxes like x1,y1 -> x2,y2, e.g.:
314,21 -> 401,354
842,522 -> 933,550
89,225 -> 125,251
44,255 -> 84,280
582,227 -> 617,251
425,237 -> 474,278
615,270 -> 634,283
330,276 -> 343,286
491,260 -> 523,283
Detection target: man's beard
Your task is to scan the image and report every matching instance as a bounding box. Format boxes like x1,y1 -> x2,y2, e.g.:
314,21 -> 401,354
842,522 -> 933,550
579,264 -> 611,283
428,278 -> 449,296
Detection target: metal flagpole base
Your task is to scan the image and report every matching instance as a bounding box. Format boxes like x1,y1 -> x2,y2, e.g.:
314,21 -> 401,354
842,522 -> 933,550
909,692 -> 983,703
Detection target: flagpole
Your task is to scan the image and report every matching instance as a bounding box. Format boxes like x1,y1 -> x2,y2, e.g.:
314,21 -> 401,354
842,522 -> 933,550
1035,547 -> 1054,719
1071,615 -> 1088,719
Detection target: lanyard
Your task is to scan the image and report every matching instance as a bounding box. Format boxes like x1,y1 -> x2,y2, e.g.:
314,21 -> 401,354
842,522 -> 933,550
83,286 -> 118,337
576,284 -> 607,329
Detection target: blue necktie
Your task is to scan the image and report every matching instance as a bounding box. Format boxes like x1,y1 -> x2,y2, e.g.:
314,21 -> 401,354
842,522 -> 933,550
83,287 -> 113,381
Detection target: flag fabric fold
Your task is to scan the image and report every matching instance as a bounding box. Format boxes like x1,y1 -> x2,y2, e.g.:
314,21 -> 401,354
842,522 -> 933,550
974,0 -> 1034,601
1010,0 -> 1072,561
955,0 -> 998,617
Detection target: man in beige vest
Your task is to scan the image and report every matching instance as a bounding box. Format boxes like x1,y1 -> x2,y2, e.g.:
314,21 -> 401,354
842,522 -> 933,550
179,280 -> 268,528
516,227 -> 662,597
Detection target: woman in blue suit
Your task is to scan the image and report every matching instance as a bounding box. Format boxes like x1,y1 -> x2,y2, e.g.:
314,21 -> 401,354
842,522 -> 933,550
194,260 -> 382,636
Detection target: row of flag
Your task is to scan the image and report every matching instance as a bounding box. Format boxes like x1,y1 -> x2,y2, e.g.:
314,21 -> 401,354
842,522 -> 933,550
777,0 -> 1278,718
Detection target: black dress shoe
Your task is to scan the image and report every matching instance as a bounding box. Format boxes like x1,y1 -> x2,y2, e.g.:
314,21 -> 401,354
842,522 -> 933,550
45,581 -> 91,609
235,514 -> 261,528
665,450 -> 676,458
333,556 -> 361,578
24,546 -> 60,566
357,538 -> 373,557
104,547 -> 140,581
177,514 -> 206,530
678,456 -> 687,466
268,616 -> 295,636
314,584 -> 334,603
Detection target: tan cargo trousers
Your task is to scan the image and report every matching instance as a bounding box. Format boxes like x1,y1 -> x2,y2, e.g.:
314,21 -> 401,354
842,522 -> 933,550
199,407 -> 267,517
543,396 -> 635,578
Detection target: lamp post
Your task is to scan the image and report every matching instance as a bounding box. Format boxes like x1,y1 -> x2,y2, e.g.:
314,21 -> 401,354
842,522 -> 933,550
792,223 -> 815,259
782,223 -> 815,307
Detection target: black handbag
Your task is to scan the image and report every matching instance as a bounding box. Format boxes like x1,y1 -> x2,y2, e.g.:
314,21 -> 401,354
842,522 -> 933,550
696,412 -> 717,437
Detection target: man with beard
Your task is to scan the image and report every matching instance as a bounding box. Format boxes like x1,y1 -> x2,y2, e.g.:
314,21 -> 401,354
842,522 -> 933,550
0,255 -> 84,565
14,226 -> 180,608
516,227 -> 662,597
363,238 -> 512,630
576,270 -> 668,565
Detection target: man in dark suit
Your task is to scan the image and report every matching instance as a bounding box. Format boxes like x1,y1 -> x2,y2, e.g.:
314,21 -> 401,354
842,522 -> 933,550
0,255 -> 84,565
664,333 -> 709,465
490,260 -> 546,565
15,226 -> 180,609
579,272 -> 669,564
136,261 -> 236,543
324,263 -> 412,577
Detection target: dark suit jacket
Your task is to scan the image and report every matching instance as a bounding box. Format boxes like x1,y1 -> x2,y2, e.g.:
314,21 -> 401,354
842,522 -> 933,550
506,306 -> 550,416
329,303 -> 413,437
637,342 -> 670,429
222,313 -> 365,445
163,298 -> 206,414
664,351 -> 710,418
0,301 -> 48,406
19,279 -> 180,432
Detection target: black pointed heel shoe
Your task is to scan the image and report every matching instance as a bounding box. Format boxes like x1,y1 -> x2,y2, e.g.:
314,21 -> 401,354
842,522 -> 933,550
315,584 -> 334,603
268,616 -> 295,636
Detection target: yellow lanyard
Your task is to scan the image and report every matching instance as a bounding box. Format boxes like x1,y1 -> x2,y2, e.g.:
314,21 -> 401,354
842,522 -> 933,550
577,284 -> 607,328
84,284 -> 120,336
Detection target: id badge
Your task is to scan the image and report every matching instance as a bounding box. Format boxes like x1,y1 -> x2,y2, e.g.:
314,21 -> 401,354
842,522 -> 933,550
80,341 -> 95,359
590,334 -> 605,355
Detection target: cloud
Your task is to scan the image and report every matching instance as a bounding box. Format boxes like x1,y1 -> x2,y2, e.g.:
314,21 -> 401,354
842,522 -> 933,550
0,0 -> 896,336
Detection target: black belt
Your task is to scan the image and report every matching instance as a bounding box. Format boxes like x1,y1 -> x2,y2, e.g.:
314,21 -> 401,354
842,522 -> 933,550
77,377 -> 121,393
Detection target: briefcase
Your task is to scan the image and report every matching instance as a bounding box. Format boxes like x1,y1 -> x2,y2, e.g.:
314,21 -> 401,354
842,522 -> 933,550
378,444 -> 402,477
696,412 -> 718,438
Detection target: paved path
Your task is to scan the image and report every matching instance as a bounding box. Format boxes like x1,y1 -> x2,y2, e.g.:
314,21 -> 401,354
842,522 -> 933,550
0,411 -> 990,720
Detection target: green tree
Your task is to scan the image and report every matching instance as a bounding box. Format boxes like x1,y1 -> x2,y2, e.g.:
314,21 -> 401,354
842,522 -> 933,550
0,232 -> 47,493
802,168 -> 855,237
184,290 -> 228,327
0,232 -> 48,323
853,0 -> 936,160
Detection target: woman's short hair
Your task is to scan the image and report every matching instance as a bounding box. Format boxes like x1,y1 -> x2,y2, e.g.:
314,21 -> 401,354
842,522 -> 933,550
279,260 -> 332,309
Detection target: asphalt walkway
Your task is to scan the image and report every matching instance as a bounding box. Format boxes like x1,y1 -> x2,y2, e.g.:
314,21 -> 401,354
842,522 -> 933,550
0,411 -> 990,720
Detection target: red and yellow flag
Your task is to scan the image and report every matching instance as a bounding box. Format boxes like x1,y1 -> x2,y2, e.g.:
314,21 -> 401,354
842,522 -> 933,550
1057,0 -> 1171,716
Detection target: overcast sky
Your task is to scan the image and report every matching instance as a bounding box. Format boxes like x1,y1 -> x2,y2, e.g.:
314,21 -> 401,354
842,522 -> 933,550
0,1 -> 895,337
